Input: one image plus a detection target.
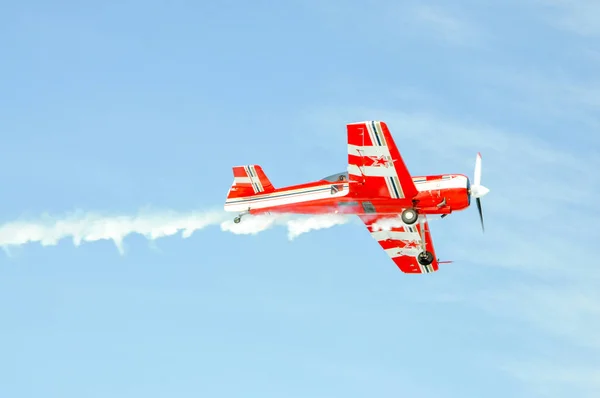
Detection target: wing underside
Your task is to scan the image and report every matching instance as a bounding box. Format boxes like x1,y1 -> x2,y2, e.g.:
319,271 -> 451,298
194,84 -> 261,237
359,214 -> 439,274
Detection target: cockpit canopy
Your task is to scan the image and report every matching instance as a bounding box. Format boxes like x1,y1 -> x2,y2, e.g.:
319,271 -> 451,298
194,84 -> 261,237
321,171 -> 348,182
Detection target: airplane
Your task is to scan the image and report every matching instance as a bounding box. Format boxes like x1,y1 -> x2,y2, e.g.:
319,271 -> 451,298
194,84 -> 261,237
223,120 -> 490,274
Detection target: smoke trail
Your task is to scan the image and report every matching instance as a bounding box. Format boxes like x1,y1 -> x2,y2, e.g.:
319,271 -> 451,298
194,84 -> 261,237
286,214 -> 350,240
0,209 -> 354,254
220,213 -> 352,240
371,214 -> 445,231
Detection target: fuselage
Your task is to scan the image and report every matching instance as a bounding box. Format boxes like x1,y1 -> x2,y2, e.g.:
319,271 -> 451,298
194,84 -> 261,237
224,171 -> 471,217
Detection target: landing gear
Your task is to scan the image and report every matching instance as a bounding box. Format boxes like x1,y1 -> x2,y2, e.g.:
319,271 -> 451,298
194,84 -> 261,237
233,208 -> 250,224
416,216 -> 433,267
401,208 -> 418,225
418,251 -> 434,266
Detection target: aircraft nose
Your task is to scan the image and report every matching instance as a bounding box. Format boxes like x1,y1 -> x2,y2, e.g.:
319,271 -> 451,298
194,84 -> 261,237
473,185 -> 490,198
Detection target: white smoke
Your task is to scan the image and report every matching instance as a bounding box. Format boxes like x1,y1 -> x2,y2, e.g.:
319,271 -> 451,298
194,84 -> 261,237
286,214 -> 350,240
371,214 -> 445,231
220,214 -> 280,236
0,209 -> 354,254
371,216 -> 405,231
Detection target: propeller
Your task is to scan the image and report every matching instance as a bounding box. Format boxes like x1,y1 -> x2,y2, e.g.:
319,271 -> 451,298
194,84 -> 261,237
469,152 -> 490,232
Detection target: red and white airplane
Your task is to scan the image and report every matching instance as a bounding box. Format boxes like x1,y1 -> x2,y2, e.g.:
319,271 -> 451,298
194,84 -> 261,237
224,121 -> 490,274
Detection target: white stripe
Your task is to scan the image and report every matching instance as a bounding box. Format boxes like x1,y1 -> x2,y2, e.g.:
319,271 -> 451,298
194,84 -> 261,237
364,121 -> 374,145
234,177 -> 253,184
385,247 -> 420,258
366,121 -> 382,146
414,178 -> 466,191
224,184 -> 350,212
391,176 -> 405,199
390,177 -> 401,198
249,165 -> 264,192
348,164 -> 361,176
243,165 -> 264,193
372,121 -> 386,146
228,183 -> 340,201
347,144 -> 391,157
365,121 -> 378,146
347,164 -> 397,177
371,230 -> 420,241
347,164 -> 398,199
384,177 -> 398,198
243,166 -> 256,193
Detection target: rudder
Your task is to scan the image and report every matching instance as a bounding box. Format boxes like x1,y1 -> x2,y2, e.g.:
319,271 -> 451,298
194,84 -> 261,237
227,165 -> 275,199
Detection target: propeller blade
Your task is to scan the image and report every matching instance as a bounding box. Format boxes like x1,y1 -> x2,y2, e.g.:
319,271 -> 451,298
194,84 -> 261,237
474,152 -> 482,186
476,197 -> 484,232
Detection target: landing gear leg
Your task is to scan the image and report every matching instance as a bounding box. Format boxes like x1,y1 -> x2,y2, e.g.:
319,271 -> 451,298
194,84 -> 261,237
233,208 -> 250,224
417,217 -> 433,266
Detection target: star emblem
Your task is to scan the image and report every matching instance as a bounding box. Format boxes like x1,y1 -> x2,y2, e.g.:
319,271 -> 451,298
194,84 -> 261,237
367,155 -> 396,168
394,240 -> 420,256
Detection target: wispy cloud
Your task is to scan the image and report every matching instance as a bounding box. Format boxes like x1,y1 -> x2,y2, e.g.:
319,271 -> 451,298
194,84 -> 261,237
409,5 -> 479,46
540,0 -> 600,37
480,283 -> 600,349
305,1 -> 481,48
465,64 -> 600,130
0,209 -> 354,254
502,359 -> 600,398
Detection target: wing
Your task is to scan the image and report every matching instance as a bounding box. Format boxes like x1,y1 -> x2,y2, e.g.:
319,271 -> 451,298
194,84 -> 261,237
347,121 -> 418,200
359,213 -> 439,274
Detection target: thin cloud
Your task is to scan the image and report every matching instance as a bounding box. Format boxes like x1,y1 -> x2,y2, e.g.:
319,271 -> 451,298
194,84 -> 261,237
410,5 -> 479,46
502,360 -> 600,398
540,0 -> 600,37
466,64 -> 600,130
479,283 -> 600,349
304,1 -> 481,48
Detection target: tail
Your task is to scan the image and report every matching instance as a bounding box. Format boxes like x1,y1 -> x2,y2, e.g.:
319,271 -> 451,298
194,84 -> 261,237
226,165 -> 275,201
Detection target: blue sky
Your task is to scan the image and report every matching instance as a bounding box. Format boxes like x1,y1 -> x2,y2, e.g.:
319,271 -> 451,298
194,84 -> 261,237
1,0 -> 599,397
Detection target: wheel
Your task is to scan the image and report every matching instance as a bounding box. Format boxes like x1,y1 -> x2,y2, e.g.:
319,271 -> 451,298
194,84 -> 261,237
418,251 -> 434,266
401,208 -> 418,225
233,216 -> 241,224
